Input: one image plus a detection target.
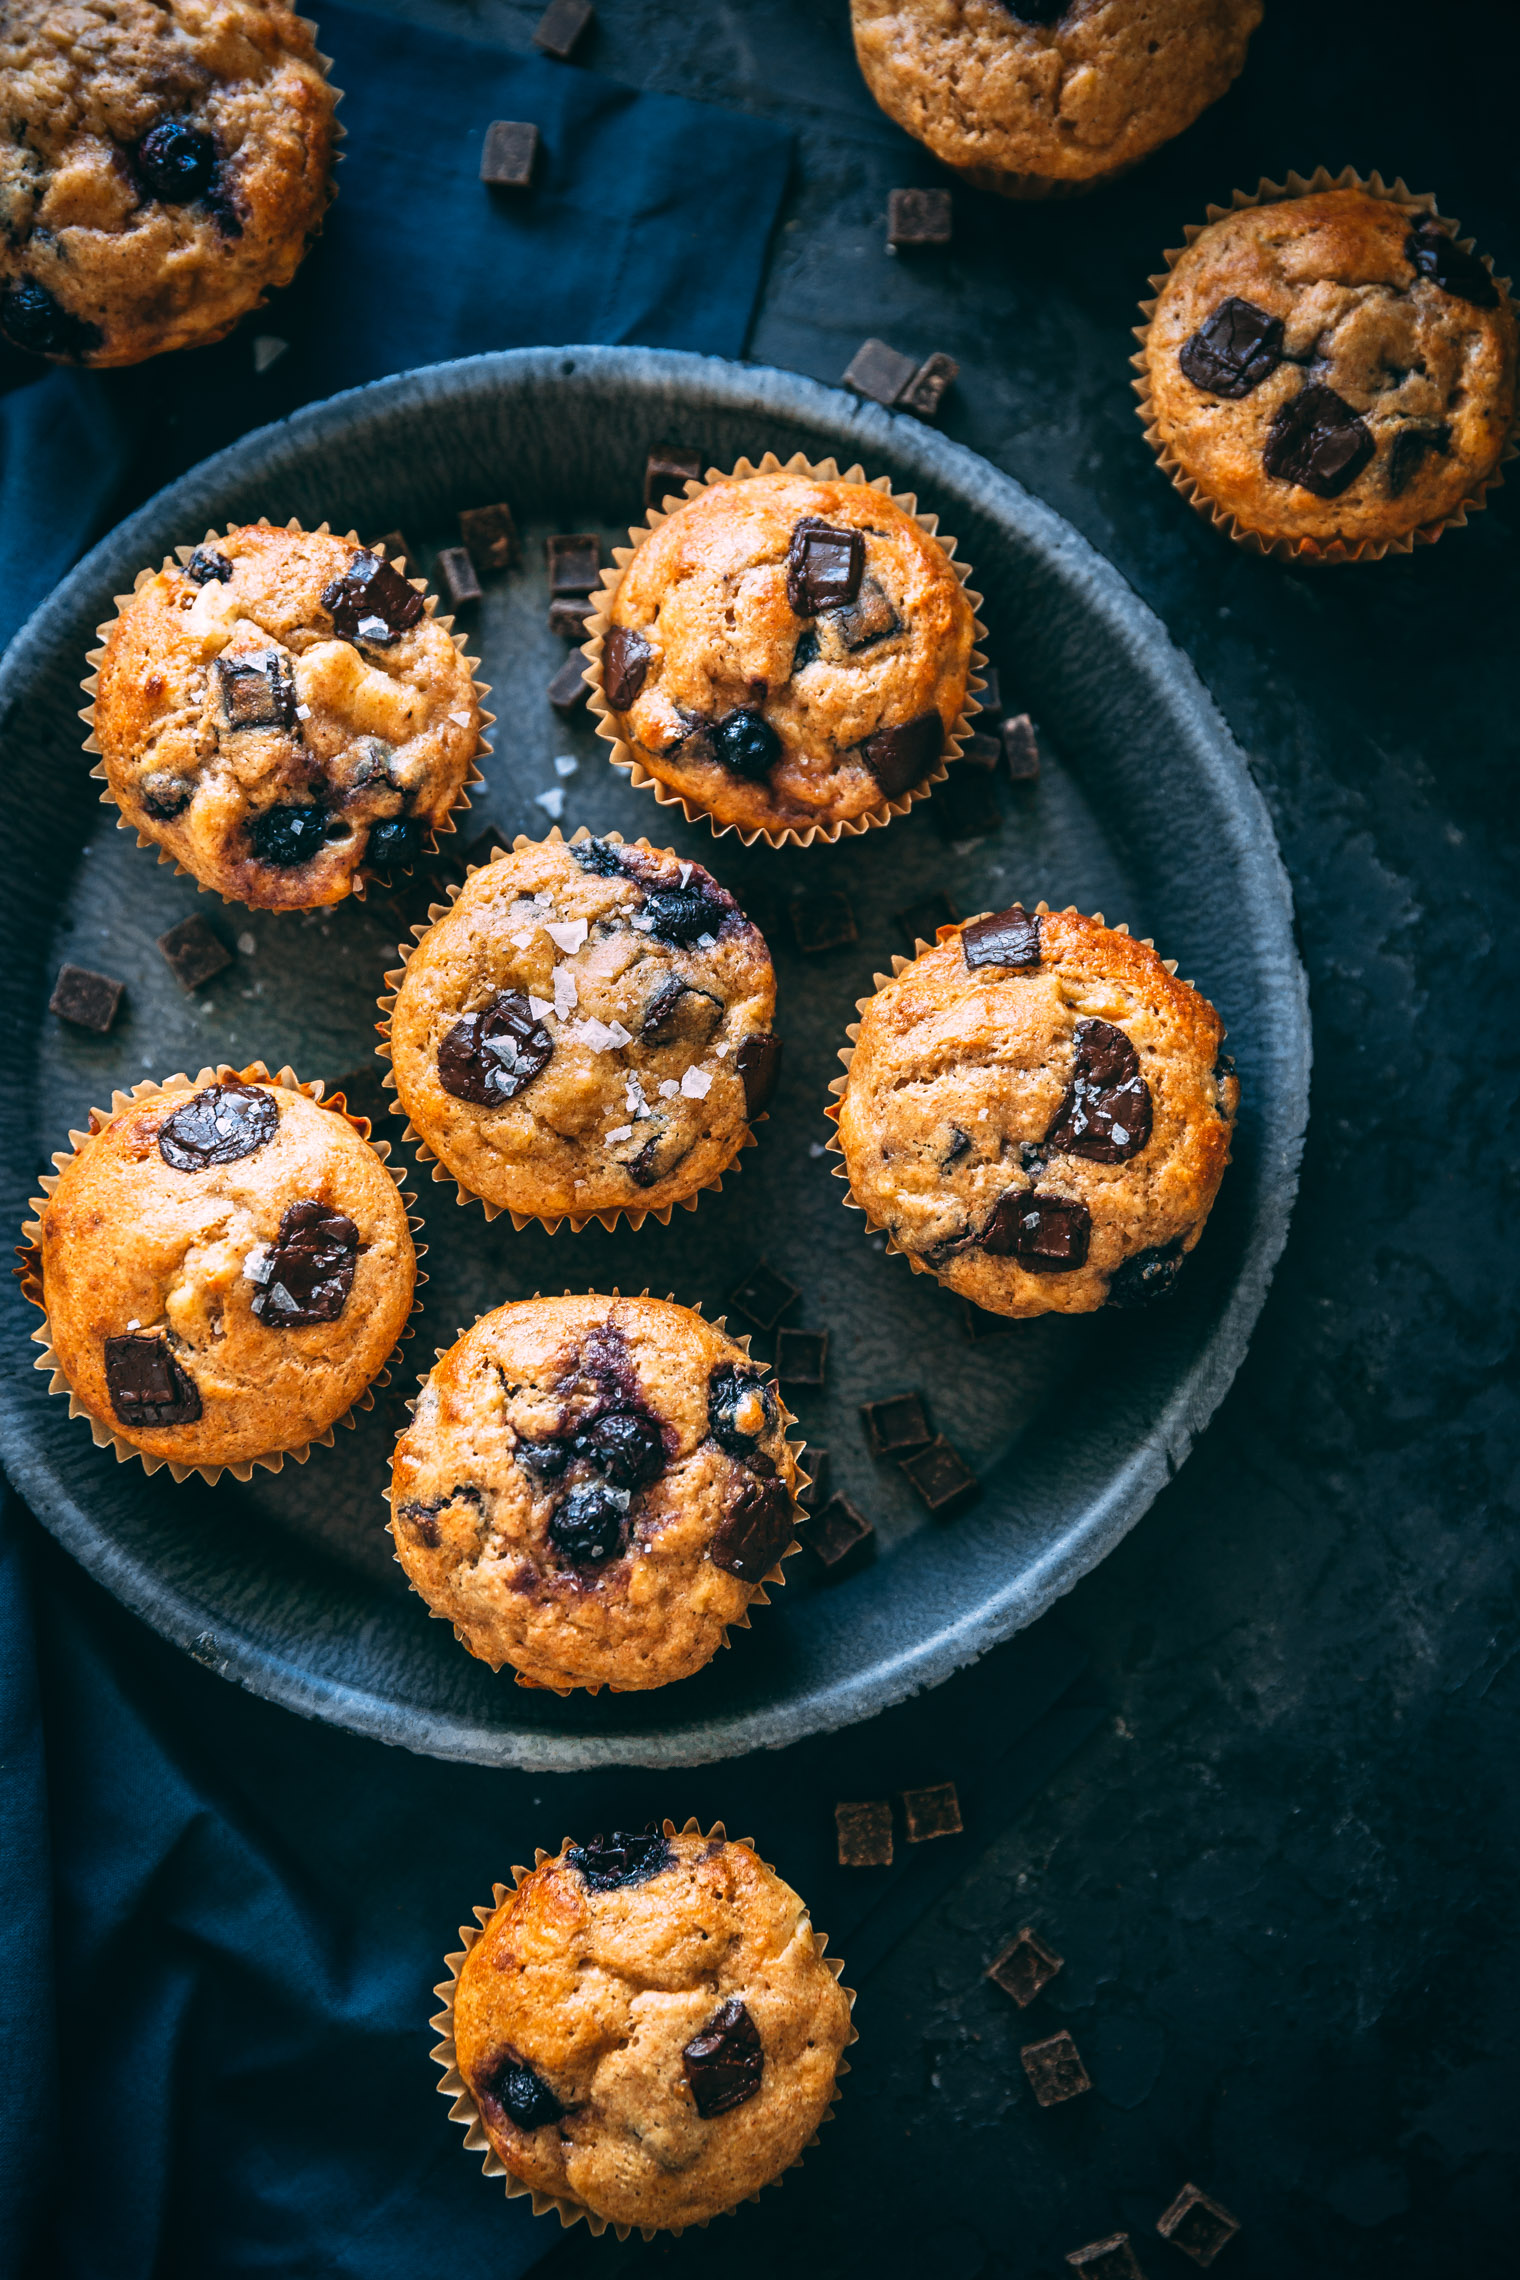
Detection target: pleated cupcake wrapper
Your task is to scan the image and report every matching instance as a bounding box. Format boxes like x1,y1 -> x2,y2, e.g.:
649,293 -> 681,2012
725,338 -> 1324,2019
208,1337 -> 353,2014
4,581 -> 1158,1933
18,1061 -> 426,1488
375,826 -> 769,1233
79,519 -> 495,906
430,1819 -> 857,2240
385,1296 -> 808,1695
1132,167 -> 1518,566
582,450 -> 987,849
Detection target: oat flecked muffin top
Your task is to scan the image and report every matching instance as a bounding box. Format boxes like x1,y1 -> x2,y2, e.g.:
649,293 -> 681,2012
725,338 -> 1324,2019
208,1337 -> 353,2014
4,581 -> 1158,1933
92,522 -> 483,911
0,0 -> 337,366
850,0 -> 1262,196
834,905 -> 1239,1318
1143,190 -> 1518,548
391,1294 -> 801,1692
598,470 -> 976,841
449,1827 -> 853,2230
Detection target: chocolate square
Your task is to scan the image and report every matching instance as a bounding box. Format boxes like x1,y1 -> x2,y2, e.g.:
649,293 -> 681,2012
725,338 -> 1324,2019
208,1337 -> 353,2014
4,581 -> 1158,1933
218,648 -> 294,730
935,762 -> 1001,842
735,1032 -> 781,1118
962,905 -> 1040,970
899,351 -> 958,420
547,655 -> 590,714
1022,2029 -> 1092,2107
645,446 -> 704,511
836,1800 -> 892,1867
899,1435 -> 979,1517
728,1259 -> 800,1332
901,1781 -> 962,1841
861,1392 -> 932,1455
549,597 -> 594,639
1262,384 -> 1374,500
370,529 -> 416,575
776,1327 -> 828,1387
459,502 -> 520,572
842,336 -> 920,408
1179,295 -> 1284,398
1156,2185 -> 1240,2268
987,1926 -> 1064,2008
888,187 -> 952,248
480,120 -> 538,188
547,533 -> 602,595
962,1298 -> 1018,1341
104,1332 -> 201,1427
49,963 -> 123,1033
896,891 -> 958,950
157,915 -> 232,993
435,546 -> 483,608
797,1445 -> 830,1513
961,732 -> 1001,769
805,1492 -> 875,1572
1066,2236 -> 1145,2279
786,518 -> 864,617
790,890 -> 857,954
1001,713 -> 1041,782
533,0 -> 594,60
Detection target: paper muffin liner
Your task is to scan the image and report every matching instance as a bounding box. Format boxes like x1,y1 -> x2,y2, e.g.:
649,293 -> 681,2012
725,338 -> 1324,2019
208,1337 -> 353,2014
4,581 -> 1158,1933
430,1818 -> 857,2240
17,1061 -> 426,1488
386,1293 -> 809,1695
1132,167 -> 1519,566
79,519 -> 495,906
583,450 -> 988,850
375,825 -> 772,1233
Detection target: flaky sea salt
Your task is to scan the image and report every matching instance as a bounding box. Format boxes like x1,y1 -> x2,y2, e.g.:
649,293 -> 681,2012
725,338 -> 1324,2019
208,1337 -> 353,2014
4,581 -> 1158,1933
553,754 -> 578,778
511,931 -> 534,949
631,915 -> 655,932
697,932 -> 716,950
658,1079 -> 679,1098
678,862 -> 692,886
553,969 -> 579,1020
681,1066 -> 712,1099
546,918 -> 588,954
528,994 -> 554,1021
449,709 -> 473,728
606,1020 -> 633,1048
605,1125 -> 634,1144
534,787 -> 566,820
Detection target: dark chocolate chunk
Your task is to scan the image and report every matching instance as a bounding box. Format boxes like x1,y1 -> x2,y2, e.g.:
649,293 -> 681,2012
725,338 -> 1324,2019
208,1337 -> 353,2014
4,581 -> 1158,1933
547,533 -> 602,595
1179,295 -> 1284,398
988,1926 -> 1064,2008
140,772 -> 193,819
1406,217 -> 1499,308
1064,2235 -> 1144,2279
790,625 -> 821,674
901,1781 -> 962,1841
1387,422 -> 1452,496
860,708 -> 943,797
247,1199 -> 358,1327
898,351 -> 958,420
842,336 -> 920,407
645,446 -> 703,511
320,550 -> 424,644
711,706 -> 780,779
962,905 -> 1040,969
480,120 -> 538,188
159,1080 -> 277,1172
217,649 -> 294,731
186,545 -> 232,585
962,732 -> 1001,768
935,760 -> 1001,842
710,1472 -> 794,1582
481,2051 -> 563,2131
0,278 -> 102,360
1106,1240 -> 1185,1310
625,1120 -> 691,1190
640,973 -> 721,1048
1022,2029 -> 1092,2107
549,597 -> 595,639
640,883 -> 727,945
961,1298 -> 1018,1342
887,187 -> 952,249
438,989 -> 554,1106
104,1333 -> 202,1428
708,1361 -> 780,1452
458,501 -> 520,571
1262,384 -> 1374,499
533,0 -> 594,59
49,963 -> 123,1033
726,1262 -> 799,1333
797,1446 -> 830,1513
1156,2183 -> 1241,2268
135,119 -> 216,201
157,914 -> 231,993
790,890 -> 857,954
735,1032 -> 781,1118
836,1799 -> 892,1867
785,517 -> 864,617
896,891 -> 958,949
1045,1017 -> 1152,1162
566,1829 -> 672,1891
365,817 -> 422,877
603,625 -> 654,710
775,1327 -> 828,1387
978,1190 -> 1091,1272
899,1435 -> 979,1517
861,1392 -> 931,1456
435,546 -> 482,608
830,575 -> 901,651
371,530 -> 416,575
574,1408 -> 665,1489
683,1998 -> 763,2118
1001,712 -> 1041,781
547,1480 -> 629,1567
806,1492 -> 875,1572
248,804 -> 326,868
1020,1141 -> 1047,1175
944,1126 -> 972,1164
547,654 -> 590,714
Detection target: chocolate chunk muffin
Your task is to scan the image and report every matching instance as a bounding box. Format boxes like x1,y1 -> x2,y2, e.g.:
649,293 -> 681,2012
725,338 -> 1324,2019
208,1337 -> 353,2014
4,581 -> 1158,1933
88,522 -> 485,911
1140,186 -> 1517,554
0,0 -> 337,366
383,834 -> 780,1227
593,465 -> 978,844
831,905 -> 1238,1319
390,1296 -> 802,1692
440,1823 -> 854,2231
850,0 -> 1262,200
31,1068 -> 416,1474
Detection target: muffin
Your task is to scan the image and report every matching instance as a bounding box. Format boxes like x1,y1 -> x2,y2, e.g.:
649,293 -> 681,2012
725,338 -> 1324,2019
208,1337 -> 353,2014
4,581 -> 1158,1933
383,834 -> 780,1227
32,1068 -> 416,1474
831,904 -> 1239,1318
592,465 -> 977,844
88,521 -> 485,911
0,0 -> 337,366
390,1294 -> 802,1692
439,1823 -> 854,2232
1139,186 -> 1518,555
850,0 -> 1262,201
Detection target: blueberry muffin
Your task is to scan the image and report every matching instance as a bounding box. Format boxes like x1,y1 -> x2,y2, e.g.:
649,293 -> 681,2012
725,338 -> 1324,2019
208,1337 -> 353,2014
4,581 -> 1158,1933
443,1824 -> 853,2230
89,522 -> 484,911
0,0 -> 337,366
832,905 -> 1238,1318
384,835 -> 780,1226
850,0 -> 1262,200
33,1070 -> 416,1472
390,1296 -> 801,1692
594,468 -> 977,843
1140,189 -> 1517,552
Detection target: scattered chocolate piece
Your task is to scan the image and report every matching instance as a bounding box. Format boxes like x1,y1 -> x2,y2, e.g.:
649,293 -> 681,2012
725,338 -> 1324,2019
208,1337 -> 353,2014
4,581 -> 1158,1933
988,1926 -> 1064,2007
806,1491 -> 875,1573
602,624 -> 653,709
1262,384 -> 1374,499
321,550 -> 424,644
836,1799 -> 893,1867
711,706 -> 780,778
961,904 -> 1040,970
248,804 -> 326,868
186,544 -> 232,584
961,1298 -> 1018,1341
1179,295 -> 1284,398
899,1436 -> 979,1517
710,1472 -> 795,1582
785,517 -> 864,617
899,351 -> 959,420
156,914 -> 232,993
547,532 -> 602,595
797,1445 -> 830,1513
135,119 -> 217,201
159,1081 -> 277,1172
567,1829 -> 671,1890
0,277 -> 102,360
1387,422 -> 1452,496
533,0 -> 594,59
547,1479 -> 628,1567
104,1332 -> 201,1428
248,1198 -> 359,1326
896,890 -> 958,949
831,575 -> 900,651
901,1781 -> 962,1841
481,2051 -> 563,2131
707,1361 -> 780,1456
1156,2185 -> 1240,2268
480,120 -> 538,188
861,1392 -> 932,1456
49,963 -> 123,1034
1022,2029 -> 1092,2107
962,731 -> 1001,768
1001,712 -> 1041,782
790,889 -> 857,954
735,1032 -> 782,1118
434,546 -> 482,608
438,989 -> 554,1104
1045,1017 -> 1152,1162
776,1327 -> 828,1387
549,597 -> 594,639
370,529 -> 416,575
860,709 -> 943,797
217,648 -> 295,730
1107,1240 -> 1185,1310
935,757 -> 1001,841
1406,217 -> 1499,309
843,336 -> 920,407
547,654 -> 590,714
888,187 -> 952,248
1065,2234 -> 1145,2279
978,1190 -> 1091,1272
645,446 -> 704,511
683,1998 -> 763,2118
727,1259 -> 799,1332
458,501 -> 520,572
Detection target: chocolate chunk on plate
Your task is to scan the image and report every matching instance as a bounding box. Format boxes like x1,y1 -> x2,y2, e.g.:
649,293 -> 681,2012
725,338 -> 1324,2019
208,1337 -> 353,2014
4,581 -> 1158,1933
861,1391 -> 931,1456
775,1327 -> 828,1387
533,0 -> 594,59
1022,2029 -> 1092,2107
458,502 -> 520,572
1001,712 -> 1041,782
790,889 -> 857,954
797,1445 -> 830,1513
962,904 -> 1040,969
546,532 -> 602,595
727,1258 -> 799,1332
1065,2235 -> 1145,2279
842,336 -> 920,408
987,1926 -> 1064,2007
805,1492 -> 875,1574
480,120 -> 538,188
157,914 -> 232,993
645,445 -> 703,511
49,963 -> 123,1034
898,351 -> 958,420
897,890 -> 958,950
888,187 -> 952,248
901,1781 -> 962,1841
836,1799 -> 892,1867
547,654 -> 590,714
549,597 -> 594,639
899,1435 -> 979,1517
1156,2184 -> 1240,2268
976,664 -> 1001,716
434,546 -> 482,608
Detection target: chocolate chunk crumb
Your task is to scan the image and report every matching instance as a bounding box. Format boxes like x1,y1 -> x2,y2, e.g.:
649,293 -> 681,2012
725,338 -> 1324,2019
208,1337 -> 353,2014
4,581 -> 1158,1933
1065,2234 -> 1145,2279
321,550 -> 424,644
481,2051 -> 563,2131
533,0 -> 594,59
157,914 -> 232,993
899,1436 -> 979,1517
785,517 -> 864,617
435,546 -> 482,608
1179,295 -> 1284,398
645,446 -> 704,511
104,1332 -> 202,1427
962,905 -> 1040,969
186,545 -> 232,585
683,1997 -> 763,2118
962,1298 -> 1018,1341
899,351 -> 959,420
888,187 -> 952,248
896,891 -> 958,949
438,990 -> 554,1105
1107,1240 -> 1185,1309
546,533 -> 602,595
1023,2029 -> 1093,2107
1045,1017 -> 1152,1162
567,1829 -> 671,1890
1001,713 -> 1041,781
979,1190 -> 1091,1272
790,889 -> 857,954
989,1926 -> 1063,2006
549,597 -> 594,639
458,502 -> 520,572
710,1472 -> 794,1582
861,1392 -> 931,1456
935,759 -> 1001,841
798,1445 -> 830,1513
370,530 -> 416,575
776,1327 -> 828,1387
843,336 -> 920,407
860,709 -> 943,797
727,1259 -> 799,1332
159,1081 -> 277,1172
603,624 -> 654,709
836,1799 -> 893,1867
248,1198 -> 358,1326
902,1781 -> 962,1841
806,1491 -> 875,1572
1406,217 -> 1499,308
217,648 -> 295,730
1262,384 -> 1374,499
1156,2184 -> 1240,2268
735,1032 -> 782,1118
1387,422 -> 1452,496
49,963 -> 123,1034
480,121 -> 538,188
248,804 -> 326,868
547,654 -> 590,714
0,278 -> 102,360
711,706 -> 780,779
